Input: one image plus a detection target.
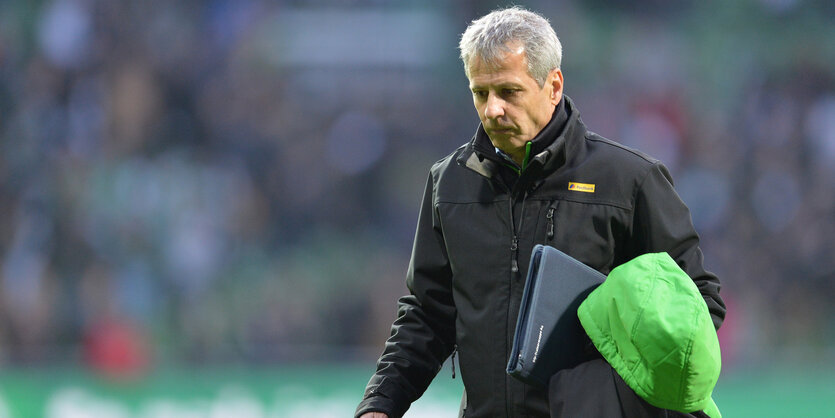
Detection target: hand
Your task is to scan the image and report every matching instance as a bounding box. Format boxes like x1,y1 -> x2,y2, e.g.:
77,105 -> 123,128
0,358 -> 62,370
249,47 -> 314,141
359,413 -> 389,418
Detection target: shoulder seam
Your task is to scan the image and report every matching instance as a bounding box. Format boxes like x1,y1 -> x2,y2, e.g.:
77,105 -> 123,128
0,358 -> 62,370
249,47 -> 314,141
584,132 -> 658,165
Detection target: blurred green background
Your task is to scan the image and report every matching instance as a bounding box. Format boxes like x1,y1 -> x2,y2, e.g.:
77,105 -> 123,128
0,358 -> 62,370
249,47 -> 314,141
0,364 -> 833,416
0,0 -> 834,416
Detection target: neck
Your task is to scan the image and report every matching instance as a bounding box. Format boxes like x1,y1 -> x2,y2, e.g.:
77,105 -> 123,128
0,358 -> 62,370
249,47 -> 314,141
501,145 -> 526,166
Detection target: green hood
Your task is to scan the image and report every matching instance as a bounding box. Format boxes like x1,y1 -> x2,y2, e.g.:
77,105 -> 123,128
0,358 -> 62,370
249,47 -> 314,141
577,253 -> 721,417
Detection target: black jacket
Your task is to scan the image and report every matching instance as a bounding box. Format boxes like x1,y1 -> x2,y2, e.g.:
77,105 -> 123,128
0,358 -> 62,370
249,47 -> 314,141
356,96 -> 725,418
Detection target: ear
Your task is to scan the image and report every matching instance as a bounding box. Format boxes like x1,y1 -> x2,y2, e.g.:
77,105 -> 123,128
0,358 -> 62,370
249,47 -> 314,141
549,69 -> 564,106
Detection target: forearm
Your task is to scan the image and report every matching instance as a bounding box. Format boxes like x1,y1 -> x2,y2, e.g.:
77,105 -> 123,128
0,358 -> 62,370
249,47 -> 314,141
357,173 -> 456,417
356,295 -> 456,418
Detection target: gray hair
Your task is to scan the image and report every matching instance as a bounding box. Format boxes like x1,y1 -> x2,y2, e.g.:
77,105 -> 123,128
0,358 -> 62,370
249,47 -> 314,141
459,6 -> 562,86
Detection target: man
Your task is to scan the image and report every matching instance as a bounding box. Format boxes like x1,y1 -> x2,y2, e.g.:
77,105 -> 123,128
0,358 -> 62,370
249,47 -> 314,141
356,6 -> 725,418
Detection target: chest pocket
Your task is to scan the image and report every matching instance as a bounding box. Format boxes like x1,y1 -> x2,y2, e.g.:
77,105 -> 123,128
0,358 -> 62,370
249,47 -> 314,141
537,198 -> 630,275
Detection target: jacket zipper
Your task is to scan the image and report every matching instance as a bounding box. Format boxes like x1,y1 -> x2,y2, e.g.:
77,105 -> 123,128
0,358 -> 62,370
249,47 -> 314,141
508,193 -> 527,277
507,191 -> 528,418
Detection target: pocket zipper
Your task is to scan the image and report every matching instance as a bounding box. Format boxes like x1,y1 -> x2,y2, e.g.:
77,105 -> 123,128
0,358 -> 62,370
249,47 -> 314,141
451,344 -> 458,379
546,207 -> 556,241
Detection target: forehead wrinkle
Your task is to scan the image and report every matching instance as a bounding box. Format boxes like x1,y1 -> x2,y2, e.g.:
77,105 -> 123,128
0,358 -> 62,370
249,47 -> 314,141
468,53 -> 533,90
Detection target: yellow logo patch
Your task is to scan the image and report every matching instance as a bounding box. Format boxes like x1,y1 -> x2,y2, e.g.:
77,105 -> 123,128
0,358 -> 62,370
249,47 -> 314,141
568,182 -> 595,193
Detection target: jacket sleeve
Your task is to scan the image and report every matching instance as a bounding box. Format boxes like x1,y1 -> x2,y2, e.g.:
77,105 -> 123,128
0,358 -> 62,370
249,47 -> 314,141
355,173 -> 457,418
625,162 -> 726,330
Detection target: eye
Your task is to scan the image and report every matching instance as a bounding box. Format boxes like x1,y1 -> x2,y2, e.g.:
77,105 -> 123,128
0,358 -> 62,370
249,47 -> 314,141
502,88 -> 520,97
473,90 -> 488,99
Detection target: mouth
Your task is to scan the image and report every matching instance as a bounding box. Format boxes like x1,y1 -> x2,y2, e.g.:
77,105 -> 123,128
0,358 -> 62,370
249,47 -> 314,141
488,127 -> 515,135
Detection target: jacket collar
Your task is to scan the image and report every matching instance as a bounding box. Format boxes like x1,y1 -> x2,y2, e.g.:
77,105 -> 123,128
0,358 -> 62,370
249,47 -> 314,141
457,95 -> 585,181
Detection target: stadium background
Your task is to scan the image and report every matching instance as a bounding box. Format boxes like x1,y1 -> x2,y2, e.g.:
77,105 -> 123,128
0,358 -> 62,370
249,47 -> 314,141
0,0 -> 833,416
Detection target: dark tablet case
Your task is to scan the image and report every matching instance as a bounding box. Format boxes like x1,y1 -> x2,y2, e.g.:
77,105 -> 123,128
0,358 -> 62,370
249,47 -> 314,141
506,244 -> 606,387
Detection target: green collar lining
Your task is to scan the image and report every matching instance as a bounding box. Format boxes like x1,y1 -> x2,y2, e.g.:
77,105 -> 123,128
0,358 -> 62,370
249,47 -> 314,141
522,141 -> 532,171
498,141 -> 533,175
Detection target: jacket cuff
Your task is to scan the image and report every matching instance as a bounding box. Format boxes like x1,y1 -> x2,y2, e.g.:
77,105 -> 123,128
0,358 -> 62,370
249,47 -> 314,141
355,394 -> 397,418
355,378 -> 411,418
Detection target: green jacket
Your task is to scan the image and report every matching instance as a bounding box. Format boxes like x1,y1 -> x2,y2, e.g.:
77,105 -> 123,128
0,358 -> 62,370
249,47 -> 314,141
578,252 -> 722,417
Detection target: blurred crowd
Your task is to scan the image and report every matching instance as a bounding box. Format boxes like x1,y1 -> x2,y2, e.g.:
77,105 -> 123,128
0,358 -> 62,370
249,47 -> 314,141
0,0 -> 832,372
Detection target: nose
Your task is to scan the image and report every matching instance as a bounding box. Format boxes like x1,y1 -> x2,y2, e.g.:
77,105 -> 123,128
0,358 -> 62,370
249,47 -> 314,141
484,94 -> 505,120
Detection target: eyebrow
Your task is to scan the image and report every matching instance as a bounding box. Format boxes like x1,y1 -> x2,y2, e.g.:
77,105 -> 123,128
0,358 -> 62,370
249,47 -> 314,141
469,82 -> 525,91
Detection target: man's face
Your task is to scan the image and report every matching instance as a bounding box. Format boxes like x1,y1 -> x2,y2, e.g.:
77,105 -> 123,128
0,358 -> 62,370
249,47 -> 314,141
467,43 -> 563,158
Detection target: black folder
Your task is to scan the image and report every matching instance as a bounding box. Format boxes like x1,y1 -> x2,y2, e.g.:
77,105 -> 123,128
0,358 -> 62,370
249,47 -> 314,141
506,244 -> 606,387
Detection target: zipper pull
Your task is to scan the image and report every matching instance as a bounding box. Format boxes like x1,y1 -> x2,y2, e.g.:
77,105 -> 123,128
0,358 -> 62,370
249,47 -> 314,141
451,345 -> 457,379
510,236 -> 519,273
546,208 -> 555,241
